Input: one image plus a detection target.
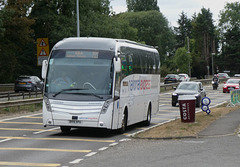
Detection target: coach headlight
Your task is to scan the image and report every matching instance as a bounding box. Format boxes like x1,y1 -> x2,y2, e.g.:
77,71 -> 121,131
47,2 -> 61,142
101,99 -> 113,114
43,96 -> 52,112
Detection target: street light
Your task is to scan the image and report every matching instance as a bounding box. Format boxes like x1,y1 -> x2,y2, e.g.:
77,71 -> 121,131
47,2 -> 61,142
212,52 -> 215,75
76,0 -> 80,37
187,37 -> 191,77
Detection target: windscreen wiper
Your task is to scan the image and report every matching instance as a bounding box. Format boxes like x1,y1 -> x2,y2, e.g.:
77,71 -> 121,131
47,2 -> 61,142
75,93 -> 103,99
52,88 -> 103,99
52,88 -> 87,97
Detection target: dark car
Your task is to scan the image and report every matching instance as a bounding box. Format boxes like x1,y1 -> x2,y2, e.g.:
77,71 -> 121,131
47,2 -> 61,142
14,75 -> 43,92
172,81 -> 206,107
164,74 -> 181,84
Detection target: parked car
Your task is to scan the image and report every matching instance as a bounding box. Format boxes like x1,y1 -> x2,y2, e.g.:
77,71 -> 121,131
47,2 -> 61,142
222,78 -> 240,93
172,81 -> 206,107
217,73 -> 230,79
234,74 -> 240,77
14,75 -> 43,92
164,74 -> 181,84
178,73 -> 190,82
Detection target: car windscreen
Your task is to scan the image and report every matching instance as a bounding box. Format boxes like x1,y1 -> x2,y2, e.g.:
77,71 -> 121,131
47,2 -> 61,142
227,80 -> 240,84
178,84 -> 198,91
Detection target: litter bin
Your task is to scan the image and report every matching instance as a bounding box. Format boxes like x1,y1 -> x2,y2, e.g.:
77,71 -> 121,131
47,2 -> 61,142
178,95 -> 196,123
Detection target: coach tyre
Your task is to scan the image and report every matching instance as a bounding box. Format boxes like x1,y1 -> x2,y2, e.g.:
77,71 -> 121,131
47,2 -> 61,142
118,109 -> 128,134
143,105 -> 151,126
60,126 -> 71,133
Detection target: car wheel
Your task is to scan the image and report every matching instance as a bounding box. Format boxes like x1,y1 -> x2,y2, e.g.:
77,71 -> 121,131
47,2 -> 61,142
32,86 -> 37,92
196,98 -> 201,107
172,101 -> 176,106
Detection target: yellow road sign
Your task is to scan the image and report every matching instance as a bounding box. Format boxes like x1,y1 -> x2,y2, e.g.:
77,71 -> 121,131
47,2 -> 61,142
37,38 -> 49,66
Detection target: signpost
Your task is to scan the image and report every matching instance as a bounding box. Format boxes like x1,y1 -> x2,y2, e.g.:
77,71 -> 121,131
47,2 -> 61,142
37,38 -> 49,66
230,89 -> 240,105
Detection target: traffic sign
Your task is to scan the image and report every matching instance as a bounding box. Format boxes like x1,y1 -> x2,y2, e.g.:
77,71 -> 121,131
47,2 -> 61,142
37,38 -> 49,66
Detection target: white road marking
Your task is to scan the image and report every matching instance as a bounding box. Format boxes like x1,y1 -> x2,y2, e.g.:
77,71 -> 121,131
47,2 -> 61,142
0,113 -> 42,122
85,152 -> 97,157
109,143 -> 118,146
98,147 -> 108,151
69,159 -> 83,164
119,138 -> 131,142
0,138 -> 12,143
33,127 -> 60,134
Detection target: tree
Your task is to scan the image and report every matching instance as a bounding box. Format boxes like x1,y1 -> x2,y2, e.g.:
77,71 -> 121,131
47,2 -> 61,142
30,0 -> 76,48
192,8 -> 216,77
218,2 -> 240,74
174,47 -> 191,74
0,0 -> 35,83
126,0 -> 159,12
118,10 -> 176,64
174,12 -> 192,48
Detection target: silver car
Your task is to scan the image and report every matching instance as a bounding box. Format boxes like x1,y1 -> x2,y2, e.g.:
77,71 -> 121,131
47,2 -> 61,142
172,81 -> 206,107
14,75 -> 43,92
178,73 -> 190,82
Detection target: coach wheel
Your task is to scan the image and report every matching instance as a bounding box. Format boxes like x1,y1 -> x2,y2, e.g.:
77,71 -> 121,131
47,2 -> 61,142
60,126 -> 71,133
143,105 -> 151,126
118,110 -> 127,134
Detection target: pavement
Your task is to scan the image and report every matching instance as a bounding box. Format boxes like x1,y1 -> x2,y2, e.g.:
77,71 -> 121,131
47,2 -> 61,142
198,108 -> 240,137
73,109 -> 240,167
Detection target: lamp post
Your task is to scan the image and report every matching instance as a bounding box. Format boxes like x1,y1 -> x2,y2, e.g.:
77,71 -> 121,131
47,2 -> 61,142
212,52 -> 215,75
187,37 -> 191,77
76,0 -> 80,37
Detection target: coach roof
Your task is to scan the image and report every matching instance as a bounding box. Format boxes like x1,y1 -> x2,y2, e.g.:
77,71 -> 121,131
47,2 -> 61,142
53,37 -> 156,52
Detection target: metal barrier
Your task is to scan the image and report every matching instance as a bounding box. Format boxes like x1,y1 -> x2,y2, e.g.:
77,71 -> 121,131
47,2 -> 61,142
160,78 -> 227,91
0,84 -> 14,91
0,78 -> 228,108
0,98 -> 43,109
0,91 -> 43,101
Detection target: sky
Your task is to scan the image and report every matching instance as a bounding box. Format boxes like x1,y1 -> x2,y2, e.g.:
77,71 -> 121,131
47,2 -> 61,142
110,0 -> 238,27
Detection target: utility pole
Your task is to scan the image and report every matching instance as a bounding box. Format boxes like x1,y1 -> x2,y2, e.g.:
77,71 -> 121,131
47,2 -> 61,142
212,39 -> 216,75
187,37 -> 191,77
212,53 -> 215,75
76,0 -> 80,37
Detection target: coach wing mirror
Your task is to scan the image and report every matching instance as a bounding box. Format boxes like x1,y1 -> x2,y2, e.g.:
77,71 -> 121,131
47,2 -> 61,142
114,57 -> 121,73
41,60 -> 48,79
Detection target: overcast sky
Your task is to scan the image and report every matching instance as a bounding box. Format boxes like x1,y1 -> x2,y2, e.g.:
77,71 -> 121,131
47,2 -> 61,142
110,0 -> 237,27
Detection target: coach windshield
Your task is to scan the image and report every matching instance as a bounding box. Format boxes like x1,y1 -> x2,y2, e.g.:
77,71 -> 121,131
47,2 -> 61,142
44,50 -> 115,100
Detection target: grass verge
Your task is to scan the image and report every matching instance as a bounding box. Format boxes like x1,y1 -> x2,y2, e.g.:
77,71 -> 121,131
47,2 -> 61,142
134,103 -> 240,139
0,103 -> 42,118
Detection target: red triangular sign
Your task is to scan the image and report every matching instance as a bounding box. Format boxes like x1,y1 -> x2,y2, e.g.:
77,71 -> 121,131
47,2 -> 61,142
39,48 -> 47,56
39,39 -> 47,47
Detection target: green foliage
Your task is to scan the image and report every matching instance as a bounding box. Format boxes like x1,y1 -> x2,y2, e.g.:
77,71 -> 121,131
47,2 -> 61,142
174,47 -> 190,74
118,10 -> 176,63
126,0 -> 159,12
160,64 -> 173,78
1,0 -> 240,81
219,2 -> 240,31
0,0 -> 35,83
218,2 -> 240,75
191,8 -> 216,77
174,12 -> 192,48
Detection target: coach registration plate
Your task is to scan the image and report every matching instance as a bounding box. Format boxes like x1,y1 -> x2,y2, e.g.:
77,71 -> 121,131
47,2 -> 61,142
69,120 -> 81,124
